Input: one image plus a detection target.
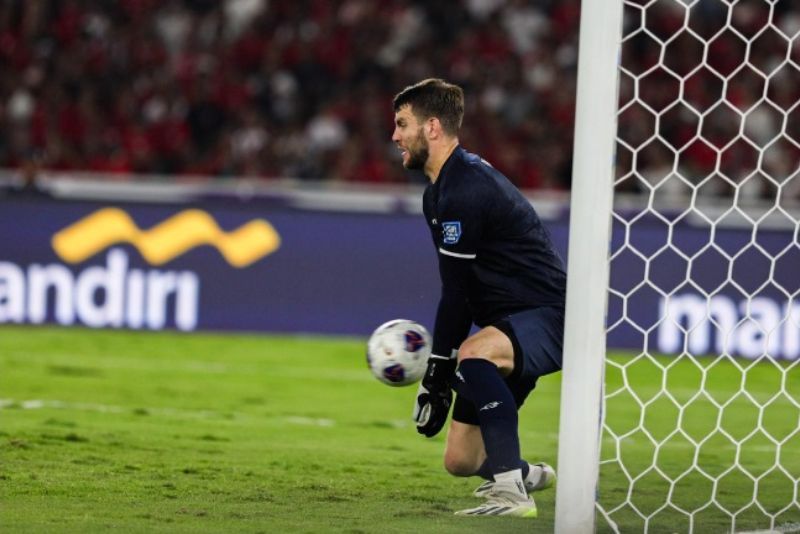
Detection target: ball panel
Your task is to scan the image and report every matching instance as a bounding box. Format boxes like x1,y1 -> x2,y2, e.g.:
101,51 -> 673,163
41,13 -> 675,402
382,363 -> 406,383
404,329 -> 426,352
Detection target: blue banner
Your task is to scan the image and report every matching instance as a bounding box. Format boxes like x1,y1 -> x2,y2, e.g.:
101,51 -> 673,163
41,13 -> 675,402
607,213 -> 799,360
0,197 -> 442,335
0,196 -> 797,360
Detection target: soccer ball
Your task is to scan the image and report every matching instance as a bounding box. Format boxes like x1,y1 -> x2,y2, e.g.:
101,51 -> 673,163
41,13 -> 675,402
366,319 -> 431,386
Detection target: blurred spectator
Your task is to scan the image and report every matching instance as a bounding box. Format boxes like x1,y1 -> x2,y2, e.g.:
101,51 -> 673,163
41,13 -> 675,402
617,0 -> 800,202
2,149 -> 49,197
0,0 -> 797,201
0,0 -> 577,188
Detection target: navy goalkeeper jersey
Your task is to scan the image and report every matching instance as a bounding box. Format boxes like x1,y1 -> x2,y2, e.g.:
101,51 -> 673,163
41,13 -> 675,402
423,146 -> 566,357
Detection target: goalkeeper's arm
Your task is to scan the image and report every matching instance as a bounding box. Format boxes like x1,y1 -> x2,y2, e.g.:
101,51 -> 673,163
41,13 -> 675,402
412,284 -> 472,437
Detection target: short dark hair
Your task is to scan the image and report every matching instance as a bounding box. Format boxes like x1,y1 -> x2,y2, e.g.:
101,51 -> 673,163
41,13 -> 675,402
392,78 -> 464,136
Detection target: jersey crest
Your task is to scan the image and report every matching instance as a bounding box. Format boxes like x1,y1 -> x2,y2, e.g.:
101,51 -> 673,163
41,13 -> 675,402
442,221 -> 462,244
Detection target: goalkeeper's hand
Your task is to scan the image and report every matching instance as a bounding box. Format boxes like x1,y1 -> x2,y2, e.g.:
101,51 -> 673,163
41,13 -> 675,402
412,354 -> 456,438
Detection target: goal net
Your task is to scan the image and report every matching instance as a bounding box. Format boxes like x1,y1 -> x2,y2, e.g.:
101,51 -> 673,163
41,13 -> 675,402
596,0 -> 800,532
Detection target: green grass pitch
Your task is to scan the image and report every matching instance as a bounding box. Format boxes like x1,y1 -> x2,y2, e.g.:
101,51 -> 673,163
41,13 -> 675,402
1,326 -> 799,533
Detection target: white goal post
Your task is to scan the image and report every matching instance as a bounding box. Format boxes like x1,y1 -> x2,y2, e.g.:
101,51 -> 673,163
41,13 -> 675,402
555,0 -> 624,532
556,0 -> 800,532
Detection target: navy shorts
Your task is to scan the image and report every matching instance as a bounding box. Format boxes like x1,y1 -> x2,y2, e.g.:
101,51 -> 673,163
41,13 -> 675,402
451,306 -> 565,425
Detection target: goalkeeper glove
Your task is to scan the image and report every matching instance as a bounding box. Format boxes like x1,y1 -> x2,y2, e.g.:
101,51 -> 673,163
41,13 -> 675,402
412,353 -> 456,437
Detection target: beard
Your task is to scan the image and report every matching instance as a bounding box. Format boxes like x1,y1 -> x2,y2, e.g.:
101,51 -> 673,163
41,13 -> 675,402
404,129 -> 429,170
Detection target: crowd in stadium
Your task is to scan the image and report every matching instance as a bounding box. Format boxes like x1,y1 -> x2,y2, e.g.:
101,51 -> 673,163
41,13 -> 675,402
0,0 -> 575,189
1,0 -> 799,198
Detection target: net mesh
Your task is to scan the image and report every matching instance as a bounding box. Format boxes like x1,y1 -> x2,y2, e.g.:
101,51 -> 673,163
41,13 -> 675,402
600,0 -> 800,531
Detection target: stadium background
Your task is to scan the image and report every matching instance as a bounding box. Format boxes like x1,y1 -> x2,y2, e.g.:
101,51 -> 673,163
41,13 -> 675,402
1,0 -> 798,359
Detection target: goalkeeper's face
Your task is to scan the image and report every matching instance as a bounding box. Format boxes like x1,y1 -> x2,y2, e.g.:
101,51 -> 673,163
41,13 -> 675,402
404,127 -> 429,170
393,106 -> 430,170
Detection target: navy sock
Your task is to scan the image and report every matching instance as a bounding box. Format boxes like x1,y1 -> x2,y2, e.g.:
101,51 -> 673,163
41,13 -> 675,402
457,358 -> 522,475
475,458 -> 530,481
476,459 -> 493,480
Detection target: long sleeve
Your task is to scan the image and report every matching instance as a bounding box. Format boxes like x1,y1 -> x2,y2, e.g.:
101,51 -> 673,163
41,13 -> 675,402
432,255 -> 473,356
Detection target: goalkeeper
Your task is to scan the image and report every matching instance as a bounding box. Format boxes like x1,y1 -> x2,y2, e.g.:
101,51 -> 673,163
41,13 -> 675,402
391,78 -> 567,517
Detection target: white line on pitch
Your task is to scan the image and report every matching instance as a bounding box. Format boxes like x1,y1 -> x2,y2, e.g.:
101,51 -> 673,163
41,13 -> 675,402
737,523 -> 800,534
0,398 -> 345,428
